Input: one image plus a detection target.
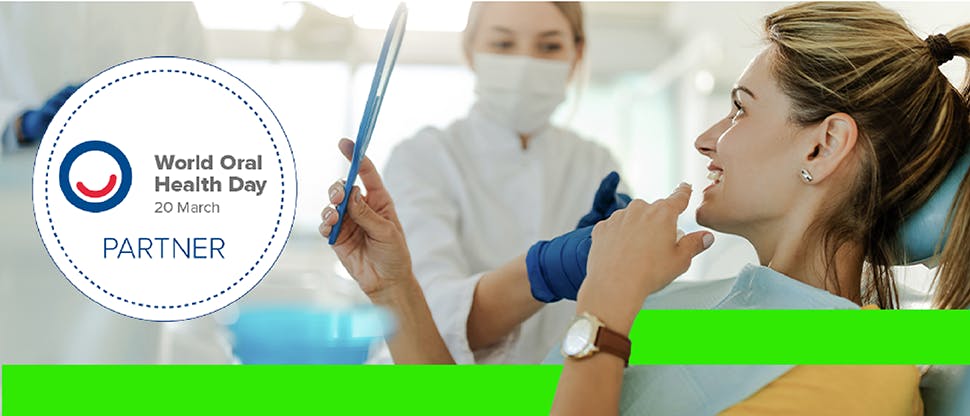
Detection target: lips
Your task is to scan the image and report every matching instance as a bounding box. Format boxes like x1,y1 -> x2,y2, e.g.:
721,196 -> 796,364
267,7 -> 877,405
706,163 -> 723,187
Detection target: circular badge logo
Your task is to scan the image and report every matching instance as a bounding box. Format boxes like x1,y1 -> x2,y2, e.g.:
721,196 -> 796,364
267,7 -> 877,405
32,56 -> 297,321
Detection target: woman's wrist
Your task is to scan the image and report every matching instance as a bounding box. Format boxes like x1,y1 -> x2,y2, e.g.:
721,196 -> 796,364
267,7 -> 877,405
577,270 -> 660,335
366,271 -> 422,307
576,293 -> 638,336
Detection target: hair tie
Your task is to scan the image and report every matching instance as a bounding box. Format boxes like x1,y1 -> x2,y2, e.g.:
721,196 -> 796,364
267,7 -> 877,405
925,34 -> 955,66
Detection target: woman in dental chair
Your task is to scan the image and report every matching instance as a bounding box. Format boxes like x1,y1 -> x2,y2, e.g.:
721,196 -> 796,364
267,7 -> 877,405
320,2 -> 970,415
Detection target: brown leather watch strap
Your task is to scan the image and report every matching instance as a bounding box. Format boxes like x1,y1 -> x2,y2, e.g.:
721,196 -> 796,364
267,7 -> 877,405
596,326 -> 632,367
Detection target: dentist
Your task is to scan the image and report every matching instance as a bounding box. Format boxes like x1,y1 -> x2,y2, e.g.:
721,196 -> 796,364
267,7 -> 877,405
373,2 -> 626,363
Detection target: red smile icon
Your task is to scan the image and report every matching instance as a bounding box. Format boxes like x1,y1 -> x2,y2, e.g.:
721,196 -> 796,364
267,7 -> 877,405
76,174 -> 118,198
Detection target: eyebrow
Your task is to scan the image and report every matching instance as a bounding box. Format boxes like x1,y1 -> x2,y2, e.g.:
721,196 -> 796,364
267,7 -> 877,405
489,27 -> 564,38
731,85 -> 757,100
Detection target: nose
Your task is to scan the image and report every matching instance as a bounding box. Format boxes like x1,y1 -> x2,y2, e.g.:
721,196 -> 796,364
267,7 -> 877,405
694,119 -> 726,159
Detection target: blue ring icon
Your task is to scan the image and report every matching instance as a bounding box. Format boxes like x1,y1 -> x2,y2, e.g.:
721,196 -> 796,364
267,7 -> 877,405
59,140 -> 132,213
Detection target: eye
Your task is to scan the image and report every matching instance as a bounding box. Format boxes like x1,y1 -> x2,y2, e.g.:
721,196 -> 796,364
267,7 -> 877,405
538,42 -> 563,53
491,40 -> 514,50
730,100 -> 745,123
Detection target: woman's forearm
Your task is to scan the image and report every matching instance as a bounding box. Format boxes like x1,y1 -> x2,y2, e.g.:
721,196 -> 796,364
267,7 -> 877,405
467,255 -> 545,350
552,353 -> 625,415
371,275 -> 455,364
551,299 -> 631,416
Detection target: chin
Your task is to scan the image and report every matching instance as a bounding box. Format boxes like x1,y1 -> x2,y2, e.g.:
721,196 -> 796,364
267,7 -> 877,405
697,203 -> 751,239
696,203 -> 727,233
696,204 -> 714,228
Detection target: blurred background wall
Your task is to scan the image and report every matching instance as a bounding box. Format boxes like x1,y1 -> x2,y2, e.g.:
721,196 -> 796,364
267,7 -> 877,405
1,2 -> 967,369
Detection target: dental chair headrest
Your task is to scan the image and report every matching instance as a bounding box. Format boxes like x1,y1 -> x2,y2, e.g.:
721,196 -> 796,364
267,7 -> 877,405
898,150 -> 970,266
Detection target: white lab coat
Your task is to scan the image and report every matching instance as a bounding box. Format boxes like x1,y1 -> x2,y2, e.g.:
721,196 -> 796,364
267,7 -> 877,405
377,105 -> 623,364
0,2 -> 206,154
0,4 -> 231,373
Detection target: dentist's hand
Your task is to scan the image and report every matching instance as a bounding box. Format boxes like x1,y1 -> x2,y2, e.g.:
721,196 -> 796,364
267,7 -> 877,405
320,138 -> 413,300
526,225 -> 593,302
577,183 -> 714,334
527,171 -> 684,302
576,171 -> 631,228
526,171 -> 630,303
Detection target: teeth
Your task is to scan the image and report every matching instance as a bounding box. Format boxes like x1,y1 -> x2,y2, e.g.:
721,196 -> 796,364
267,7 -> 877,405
707,170 -> 723,182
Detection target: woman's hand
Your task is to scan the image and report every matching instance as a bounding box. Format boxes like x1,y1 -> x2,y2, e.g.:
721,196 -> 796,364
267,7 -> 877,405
320,138 -> 454,363
320,138 -> 413,301
577,183 -> 714,334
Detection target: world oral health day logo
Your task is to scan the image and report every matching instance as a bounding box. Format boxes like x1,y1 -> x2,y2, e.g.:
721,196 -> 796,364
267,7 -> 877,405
33,56 -> 297,321
59,140 -> 132,213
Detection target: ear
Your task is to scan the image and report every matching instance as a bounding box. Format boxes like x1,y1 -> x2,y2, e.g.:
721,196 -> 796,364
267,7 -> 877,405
801,112 -> 858,184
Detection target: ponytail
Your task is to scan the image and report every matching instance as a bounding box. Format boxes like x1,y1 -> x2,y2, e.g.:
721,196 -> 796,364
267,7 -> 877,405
933,24 -> 970,309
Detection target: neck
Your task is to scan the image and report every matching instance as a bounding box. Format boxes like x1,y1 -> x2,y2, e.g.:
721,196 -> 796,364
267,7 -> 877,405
744,201 -> 864,304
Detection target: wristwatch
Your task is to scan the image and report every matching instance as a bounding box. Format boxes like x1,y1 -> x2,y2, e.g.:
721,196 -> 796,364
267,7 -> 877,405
561,311 -> 632,367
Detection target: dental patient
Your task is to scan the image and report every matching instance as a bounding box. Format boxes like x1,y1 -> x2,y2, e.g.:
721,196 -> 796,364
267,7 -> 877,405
320,2 -> 970,415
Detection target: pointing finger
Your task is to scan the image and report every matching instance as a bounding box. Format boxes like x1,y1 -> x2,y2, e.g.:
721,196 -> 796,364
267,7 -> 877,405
664,182 -> 692,214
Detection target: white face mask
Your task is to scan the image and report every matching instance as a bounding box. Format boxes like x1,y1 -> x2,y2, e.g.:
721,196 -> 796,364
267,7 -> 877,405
472,52 -> 571,135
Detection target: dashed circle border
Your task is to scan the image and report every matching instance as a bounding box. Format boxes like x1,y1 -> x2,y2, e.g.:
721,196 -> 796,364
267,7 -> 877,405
41,65 -> 288,311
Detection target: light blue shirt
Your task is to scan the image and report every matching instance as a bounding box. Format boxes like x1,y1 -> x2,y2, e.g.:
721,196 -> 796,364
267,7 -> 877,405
618,264 -> 859,415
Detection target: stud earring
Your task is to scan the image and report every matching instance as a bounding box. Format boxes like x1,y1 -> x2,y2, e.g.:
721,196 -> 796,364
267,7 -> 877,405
800,168 -> 814,183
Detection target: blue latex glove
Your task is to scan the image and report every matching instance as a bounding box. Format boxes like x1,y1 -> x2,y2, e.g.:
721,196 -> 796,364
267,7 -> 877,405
576,171 -> 631,228
528,170 -> 688,302
19,85 -> 79,144
526,225 -> 594,302
527,171 -> 629,302
527,222 -> 687,302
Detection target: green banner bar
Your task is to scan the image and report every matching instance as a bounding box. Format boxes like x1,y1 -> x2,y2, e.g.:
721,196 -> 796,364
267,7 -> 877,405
2,365 -> 562,415
629,310 -> 970,364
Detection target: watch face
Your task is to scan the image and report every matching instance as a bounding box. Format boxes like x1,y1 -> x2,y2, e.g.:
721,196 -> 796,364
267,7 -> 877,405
563,318 -> 594,356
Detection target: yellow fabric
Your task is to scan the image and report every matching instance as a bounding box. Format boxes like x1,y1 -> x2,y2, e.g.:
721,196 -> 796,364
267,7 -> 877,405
720,306 -> 923,416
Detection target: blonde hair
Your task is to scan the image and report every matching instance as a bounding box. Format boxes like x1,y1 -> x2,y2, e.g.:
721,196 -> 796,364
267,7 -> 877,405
763,2 -> 970,308
461,2 -> 586,64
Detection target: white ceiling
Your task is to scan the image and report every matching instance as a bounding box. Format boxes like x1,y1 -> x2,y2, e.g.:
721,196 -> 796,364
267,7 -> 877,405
204,2 -> 970,89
